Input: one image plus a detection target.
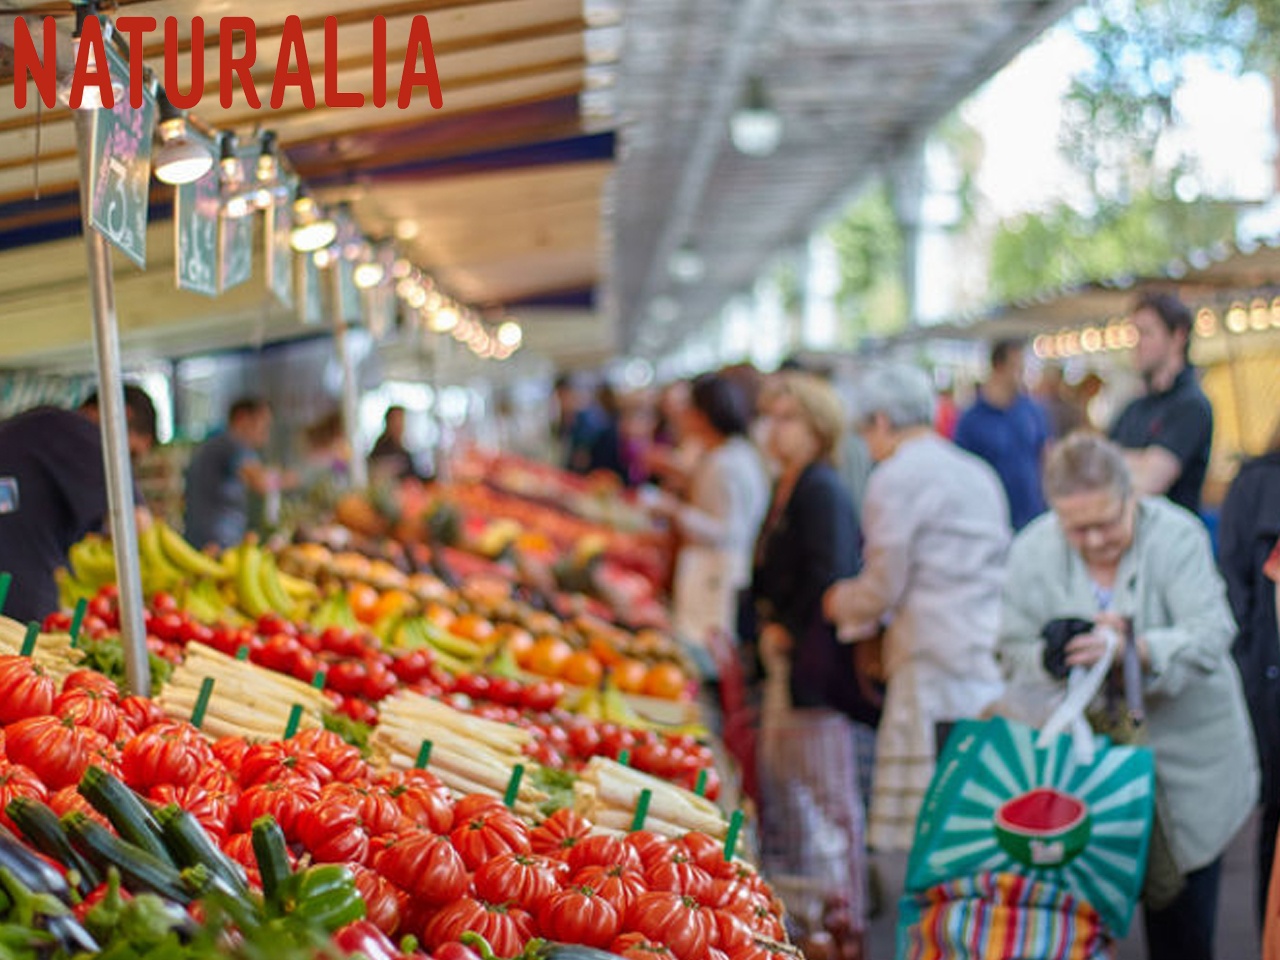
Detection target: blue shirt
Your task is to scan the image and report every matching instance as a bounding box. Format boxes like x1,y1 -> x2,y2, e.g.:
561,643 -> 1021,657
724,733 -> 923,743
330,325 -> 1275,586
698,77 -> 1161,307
954,392 -> 1049,531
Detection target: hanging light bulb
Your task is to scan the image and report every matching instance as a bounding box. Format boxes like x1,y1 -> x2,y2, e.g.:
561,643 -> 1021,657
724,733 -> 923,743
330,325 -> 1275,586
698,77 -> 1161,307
354,261 -> 385,289
290,195 -> 337,252
59,11 -> 125,110
152,85 -> 214,185
496,320 -> 523,349
668,240 -> 705,283
429,305 -> 459,333
730,76 -> 782,157
256,131 -> 279,182
223,193 -> 255,219
313,247 -> 334,268
219,133 -> 244,187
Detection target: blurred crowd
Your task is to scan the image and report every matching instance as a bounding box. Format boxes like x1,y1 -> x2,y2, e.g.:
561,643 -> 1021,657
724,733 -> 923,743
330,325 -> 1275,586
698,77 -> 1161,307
545,291 -> 1280,960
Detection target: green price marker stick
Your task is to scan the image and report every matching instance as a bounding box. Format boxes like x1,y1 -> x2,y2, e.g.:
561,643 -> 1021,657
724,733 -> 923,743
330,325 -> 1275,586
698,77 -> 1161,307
415,740 -> 433,769
0,573 -> 11,614
310,670 -> 327,691
723,810 -> 744,862
191,677 -> 216,729
69,598 -> 88,647
630,788 -> 652,832
504,764 -> 525,809
694,768 -> 708,797
617,749 -> 630,767
284,704 -> 304,739
235,646 -> 250,661
20,621 -> 38,658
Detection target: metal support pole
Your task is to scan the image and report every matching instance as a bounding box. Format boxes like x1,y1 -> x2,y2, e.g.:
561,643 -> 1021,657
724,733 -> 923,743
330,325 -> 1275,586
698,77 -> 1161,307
73,109 -> 150,697
331,264 -> 368,489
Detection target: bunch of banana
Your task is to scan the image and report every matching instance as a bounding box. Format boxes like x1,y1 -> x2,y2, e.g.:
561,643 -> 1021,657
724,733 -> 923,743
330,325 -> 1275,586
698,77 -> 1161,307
227,539 -> 309,622
68,535 -> 116,587
56,567 -> 100,610
310,592 -> 362,633
154,521 -> 231,580
177,578 -> 241,625
139,523 -> 187,596
390,616 -> 485,674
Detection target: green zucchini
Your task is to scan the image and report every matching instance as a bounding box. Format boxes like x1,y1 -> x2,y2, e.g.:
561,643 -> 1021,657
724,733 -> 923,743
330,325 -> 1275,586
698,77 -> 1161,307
154,803 -> 252,902
61,812 -> 194,904
0,823 -> 72,905
77,766 -> 174,867
6,797 -> 102,895
251,815 -> 292,914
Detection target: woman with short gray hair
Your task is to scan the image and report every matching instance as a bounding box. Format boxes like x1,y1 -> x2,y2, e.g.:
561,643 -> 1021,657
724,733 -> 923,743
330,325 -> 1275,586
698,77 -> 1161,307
824,362 -> 1013,854
998,432 -> 1256,959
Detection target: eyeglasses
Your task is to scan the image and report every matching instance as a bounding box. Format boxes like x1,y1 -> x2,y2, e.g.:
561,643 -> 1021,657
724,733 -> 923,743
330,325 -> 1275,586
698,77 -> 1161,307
1058,496 -> 1131,540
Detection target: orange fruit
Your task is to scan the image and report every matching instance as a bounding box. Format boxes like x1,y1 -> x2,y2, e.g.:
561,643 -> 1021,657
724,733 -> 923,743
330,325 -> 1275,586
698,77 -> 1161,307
372,588 -> 415,623
526,636 -> 574,678
496,626 -> 536,666
561,651 -> 604,688
587,633 -> 625,668
348,582 -> 381,625
641,662 -> 688,700
451,613 -> 496,643
611,657 -> 649,694
424,602 -> 457,630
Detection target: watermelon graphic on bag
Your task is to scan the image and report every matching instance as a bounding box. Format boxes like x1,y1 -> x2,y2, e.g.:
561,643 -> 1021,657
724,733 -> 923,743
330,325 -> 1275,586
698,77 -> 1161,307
904,716 -> 1154,939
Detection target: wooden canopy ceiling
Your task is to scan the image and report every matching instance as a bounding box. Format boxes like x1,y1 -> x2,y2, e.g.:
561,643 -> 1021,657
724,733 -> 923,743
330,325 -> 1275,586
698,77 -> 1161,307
0,0 -> 615,368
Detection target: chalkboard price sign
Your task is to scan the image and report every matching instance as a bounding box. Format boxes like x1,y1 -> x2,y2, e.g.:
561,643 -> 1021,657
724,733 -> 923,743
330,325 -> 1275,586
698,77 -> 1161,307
219,143 -> 259,293
265,178 -> 296,308
174,168 -> 220,297
87,43 -> 156,268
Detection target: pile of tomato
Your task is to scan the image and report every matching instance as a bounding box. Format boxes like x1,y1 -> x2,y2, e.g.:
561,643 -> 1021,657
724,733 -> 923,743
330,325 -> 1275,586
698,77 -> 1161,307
0,650 -> 785,960
45,590 -> 723,802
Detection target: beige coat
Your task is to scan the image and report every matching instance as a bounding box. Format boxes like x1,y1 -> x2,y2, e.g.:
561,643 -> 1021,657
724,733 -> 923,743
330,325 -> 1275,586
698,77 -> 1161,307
997,497 -> 1258,874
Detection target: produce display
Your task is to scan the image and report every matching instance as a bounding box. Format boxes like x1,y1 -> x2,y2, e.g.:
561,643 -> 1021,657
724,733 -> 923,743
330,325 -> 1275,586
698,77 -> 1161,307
0,457 -> 797,960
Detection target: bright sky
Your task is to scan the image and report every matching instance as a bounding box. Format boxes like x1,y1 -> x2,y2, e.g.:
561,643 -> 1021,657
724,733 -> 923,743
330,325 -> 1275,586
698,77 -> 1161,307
960,23 -> 1277,221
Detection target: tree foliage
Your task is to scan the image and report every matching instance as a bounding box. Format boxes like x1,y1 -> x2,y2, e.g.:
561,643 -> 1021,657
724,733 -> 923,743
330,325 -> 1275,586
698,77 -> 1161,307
825,179 -> 907,339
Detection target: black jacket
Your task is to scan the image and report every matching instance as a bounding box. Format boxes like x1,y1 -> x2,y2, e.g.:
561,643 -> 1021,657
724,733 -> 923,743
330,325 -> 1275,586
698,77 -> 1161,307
751,461 -> 863,715
1219,451 -> 1280,801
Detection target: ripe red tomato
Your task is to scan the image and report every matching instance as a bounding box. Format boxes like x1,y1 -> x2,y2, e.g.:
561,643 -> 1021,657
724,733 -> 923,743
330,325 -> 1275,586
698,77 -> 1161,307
0,657 -> 58,725
565,834 -> 643,874
0,763 -> 47,828
233,776 -> 320,838
287,729 -> 368,783
318,626 -> 372,659
626,891 -> 718,960
390,649 -> 436,685
712,909 -> 757,956
359,661 -> 398,702
570,863 -> 649,915
626,830 -> 679,871
47,784 -> 107,826
151,592 -> 179,614
256,613 -> 296,638
645,851 -> 715,899
117,696 -> 166,734
320,782 -> 403,836
451,793 -> 507,823
60,669 -> 120,702
538,885 -> 622,948
486,677 -> 523,707
529,808 -> 591,857
348,863 -> 405,937
422,897 -> 534,957
53,688 -> 125,741
449,808 -> 532,872
473,852 -> 564,913
296,798 -> 371,865
720,900 -> 786,941
5,716 -> 104,790
336,695 -> 379,727
120,722 -> 214,790
372,827 -> 468,906
518,680 -> 564,713
726,941 -> 797,960
432,944 -> 483,960
325,661 -> 371,697
211,737 -> 250,776
149,612 -> 188,644
41,612 -> 72,633
610,933 -> 676,959
382,774 -> 453,834
149,783 -> 235,842
238,742 -> 331,789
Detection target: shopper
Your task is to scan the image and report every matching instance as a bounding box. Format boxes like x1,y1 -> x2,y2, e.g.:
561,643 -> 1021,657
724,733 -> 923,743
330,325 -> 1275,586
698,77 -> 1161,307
368,405 -> 424,483
1034,361 -> 1088,439
750,371 -> 869,958
1218,417 -> 1280,927
184,397 -> 293,550
652,374 -> 769,644
954,338 -> 1050,530
997,433 -> 1256,960
824,363 -> 1010,855
0,386 -> 157,622
1109,291 -> 1213,515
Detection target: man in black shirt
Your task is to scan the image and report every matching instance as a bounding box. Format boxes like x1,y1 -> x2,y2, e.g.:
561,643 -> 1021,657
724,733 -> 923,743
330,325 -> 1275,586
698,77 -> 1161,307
0,387 -> 157,622
1109,292 -> 1213,515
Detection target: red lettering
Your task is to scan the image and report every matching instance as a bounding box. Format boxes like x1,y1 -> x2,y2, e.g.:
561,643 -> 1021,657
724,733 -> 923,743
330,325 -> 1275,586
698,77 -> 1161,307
70,15 -> 113,110
114,16 -> 155,107
220,17 -> 261,109
272,16 -> 316,109
324,17 -> 363,107
164,17 -> 204,109
12,17 -> 56,110
372,16 -> 387,108
399,16 -> 442,109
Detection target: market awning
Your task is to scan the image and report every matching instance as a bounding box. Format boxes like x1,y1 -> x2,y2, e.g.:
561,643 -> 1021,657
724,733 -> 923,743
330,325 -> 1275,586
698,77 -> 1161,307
0,0 -> 617,368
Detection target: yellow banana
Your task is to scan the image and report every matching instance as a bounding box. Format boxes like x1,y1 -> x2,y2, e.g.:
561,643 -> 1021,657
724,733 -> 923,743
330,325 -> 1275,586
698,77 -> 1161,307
234,544 -> 272,619
69,537 -> 116,585
157,522 -> 230,580
258,552 -> 298,619
601,681 -> 643,727
139,523 -> 185,592
278,570 -> 319,601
